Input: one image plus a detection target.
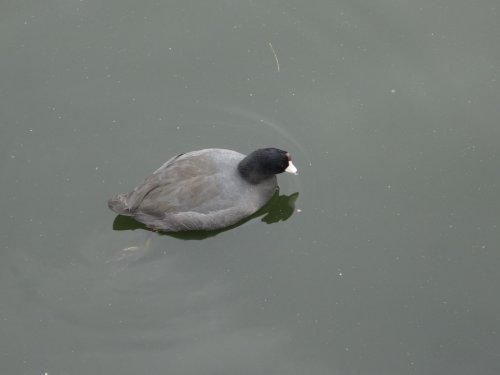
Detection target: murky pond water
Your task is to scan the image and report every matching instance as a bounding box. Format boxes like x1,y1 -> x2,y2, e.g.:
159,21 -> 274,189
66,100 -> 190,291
2,1 -> 500,374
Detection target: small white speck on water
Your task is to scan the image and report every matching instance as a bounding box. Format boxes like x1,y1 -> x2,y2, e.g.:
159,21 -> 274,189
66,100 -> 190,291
391,89 -> 396,93
296,208 -> 302,213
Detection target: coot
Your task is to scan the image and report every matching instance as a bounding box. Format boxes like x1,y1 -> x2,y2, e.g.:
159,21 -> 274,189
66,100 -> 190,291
108,148 -> 297,231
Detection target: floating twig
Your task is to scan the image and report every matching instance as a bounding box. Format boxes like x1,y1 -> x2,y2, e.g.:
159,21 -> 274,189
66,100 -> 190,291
268,42 -> 280,72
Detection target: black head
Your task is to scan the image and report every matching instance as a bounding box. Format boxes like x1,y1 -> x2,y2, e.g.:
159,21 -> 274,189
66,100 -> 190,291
238,148 -> 296,184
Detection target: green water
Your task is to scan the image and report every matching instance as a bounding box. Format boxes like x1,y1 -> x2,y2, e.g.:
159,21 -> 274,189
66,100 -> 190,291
2,1 -> 500,374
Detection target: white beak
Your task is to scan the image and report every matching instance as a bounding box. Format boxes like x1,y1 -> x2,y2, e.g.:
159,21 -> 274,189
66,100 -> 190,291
285,161 -> 298,175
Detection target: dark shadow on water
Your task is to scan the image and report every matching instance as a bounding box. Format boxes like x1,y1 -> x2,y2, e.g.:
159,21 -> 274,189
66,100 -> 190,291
111,191 -> 299,240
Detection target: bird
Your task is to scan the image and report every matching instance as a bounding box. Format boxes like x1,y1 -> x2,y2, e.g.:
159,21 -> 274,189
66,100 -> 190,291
108,147 -> 298,232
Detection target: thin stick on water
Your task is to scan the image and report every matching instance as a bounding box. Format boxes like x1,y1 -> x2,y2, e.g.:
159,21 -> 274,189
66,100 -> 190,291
268,42 -> 280,72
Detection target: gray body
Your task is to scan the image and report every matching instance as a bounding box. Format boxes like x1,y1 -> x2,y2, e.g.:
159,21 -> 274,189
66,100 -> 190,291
108,149 -> 278,231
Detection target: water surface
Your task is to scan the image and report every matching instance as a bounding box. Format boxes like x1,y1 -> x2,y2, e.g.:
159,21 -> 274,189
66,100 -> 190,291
1,1 -> 500,374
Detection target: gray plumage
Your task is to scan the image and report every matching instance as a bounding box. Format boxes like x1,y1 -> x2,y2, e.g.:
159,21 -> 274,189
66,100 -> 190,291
108,148 -> 296,232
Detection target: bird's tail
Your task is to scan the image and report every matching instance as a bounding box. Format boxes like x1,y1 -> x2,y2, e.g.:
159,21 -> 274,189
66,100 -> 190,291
107,193 -> 133,215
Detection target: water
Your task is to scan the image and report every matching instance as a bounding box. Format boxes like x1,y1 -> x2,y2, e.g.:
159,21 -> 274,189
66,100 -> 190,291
2,1 -> 500,374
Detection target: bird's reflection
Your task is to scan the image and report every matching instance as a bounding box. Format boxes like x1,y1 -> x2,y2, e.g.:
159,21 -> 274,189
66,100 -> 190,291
111,191 -> 299,240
